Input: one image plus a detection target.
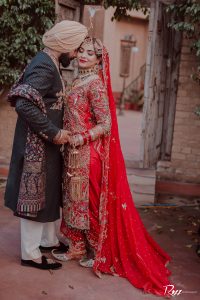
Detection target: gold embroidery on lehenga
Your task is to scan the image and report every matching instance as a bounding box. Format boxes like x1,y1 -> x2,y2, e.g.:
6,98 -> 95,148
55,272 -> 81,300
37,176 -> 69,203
63,77 -> 111,231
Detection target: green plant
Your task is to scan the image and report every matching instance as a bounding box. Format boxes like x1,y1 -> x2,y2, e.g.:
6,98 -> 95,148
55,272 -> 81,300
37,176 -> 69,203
166,0 -> 200,115
166,0 -> 200,84
0,0 -> 55,88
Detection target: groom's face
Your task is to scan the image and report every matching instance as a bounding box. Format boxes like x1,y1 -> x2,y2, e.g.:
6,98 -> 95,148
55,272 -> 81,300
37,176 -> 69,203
59,51 -> 76,68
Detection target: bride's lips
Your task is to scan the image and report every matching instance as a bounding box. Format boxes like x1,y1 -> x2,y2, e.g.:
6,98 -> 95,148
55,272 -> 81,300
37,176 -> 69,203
79,58 -> 88,63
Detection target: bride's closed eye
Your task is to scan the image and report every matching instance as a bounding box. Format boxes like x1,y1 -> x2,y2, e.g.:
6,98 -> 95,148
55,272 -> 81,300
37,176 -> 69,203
87,50 -> 95,56
78,47 -> 95,56
78,47 -> 84,53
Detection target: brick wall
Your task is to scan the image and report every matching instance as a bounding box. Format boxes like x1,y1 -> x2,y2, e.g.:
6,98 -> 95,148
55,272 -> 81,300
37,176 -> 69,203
157,38 -> 200,183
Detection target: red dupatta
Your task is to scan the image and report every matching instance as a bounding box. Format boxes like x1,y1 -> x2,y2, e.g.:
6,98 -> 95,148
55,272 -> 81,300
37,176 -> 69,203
93,47 -> 172,296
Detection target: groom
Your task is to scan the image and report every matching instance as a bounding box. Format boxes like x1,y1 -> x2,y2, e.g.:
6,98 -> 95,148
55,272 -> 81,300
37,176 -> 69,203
4,20 -> 88,270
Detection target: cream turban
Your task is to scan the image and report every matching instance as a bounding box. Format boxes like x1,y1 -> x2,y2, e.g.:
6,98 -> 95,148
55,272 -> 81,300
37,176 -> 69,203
42,20 -> 88,53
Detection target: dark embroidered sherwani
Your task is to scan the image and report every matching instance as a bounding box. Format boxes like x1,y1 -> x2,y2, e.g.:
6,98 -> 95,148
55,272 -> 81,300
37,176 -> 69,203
4,51 -> 63,222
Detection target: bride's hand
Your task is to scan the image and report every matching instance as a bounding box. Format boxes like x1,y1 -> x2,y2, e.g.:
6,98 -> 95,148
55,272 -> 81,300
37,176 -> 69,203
68,136 -> 76,146
53,130 -> 71,144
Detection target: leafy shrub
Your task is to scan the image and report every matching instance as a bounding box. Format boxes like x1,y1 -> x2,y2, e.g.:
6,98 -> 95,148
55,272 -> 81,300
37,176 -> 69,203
0,0 -> 55,88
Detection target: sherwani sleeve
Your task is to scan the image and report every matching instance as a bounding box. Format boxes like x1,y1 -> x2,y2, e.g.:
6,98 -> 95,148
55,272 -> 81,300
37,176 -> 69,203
72,79 -> 111,146
15,60 -> 60,142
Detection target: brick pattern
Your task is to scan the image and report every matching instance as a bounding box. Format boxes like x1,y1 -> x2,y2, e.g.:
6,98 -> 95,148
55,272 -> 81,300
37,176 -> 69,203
158,38 -> 200,183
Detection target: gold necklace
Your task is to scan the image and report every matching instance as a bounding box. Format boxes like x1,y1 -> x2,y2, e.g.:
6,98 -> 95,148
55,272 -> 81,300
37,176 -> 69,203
78,65 -> 99,79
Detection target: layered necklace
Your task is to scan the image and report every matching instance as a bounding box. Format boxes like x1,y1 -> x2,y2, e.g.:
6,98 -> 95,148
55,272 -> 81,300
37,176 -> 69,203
72,65 -> 99,88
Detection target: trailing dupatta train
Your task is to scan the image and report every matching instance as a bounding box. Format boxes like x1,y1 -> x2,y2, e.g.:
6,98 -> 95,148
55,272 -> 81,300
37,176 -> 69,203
93,47 -> 171,296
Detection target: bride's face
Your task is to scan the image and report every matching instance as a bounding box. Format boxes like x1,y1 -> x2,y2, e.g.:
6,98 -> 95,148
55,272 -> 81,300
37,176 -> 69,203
77,42 -> 99,69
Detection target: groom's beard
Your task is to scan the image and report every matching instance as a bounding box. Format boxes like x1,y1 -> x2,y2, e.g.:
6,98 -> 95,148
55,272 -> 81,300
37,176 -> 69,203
58,53 -> 72,68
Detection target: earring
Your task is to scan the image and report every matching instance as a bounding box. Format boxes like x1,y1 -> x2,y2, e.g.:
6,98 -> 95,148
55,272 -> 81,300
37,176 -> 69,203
94,64 -> 100,74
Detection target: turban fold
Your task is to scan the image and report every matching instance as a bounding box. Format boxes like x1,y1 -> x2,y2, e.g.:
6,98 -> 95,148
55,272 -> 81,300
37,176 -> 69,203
42,20 -> 88,53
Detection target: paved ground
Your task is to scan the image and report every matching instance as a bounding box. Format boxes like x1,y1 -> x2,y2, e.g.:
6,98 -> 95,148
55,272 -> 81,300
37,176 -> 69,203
0,103 -> 200,300
117,110 -> 142,164
0,187 -> 200,300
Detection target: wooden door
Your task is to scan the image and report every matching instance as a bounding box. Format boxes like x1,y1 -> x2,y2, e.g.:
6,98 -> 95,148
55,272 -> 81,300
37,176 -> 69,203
55,0 -> 83,22
140,0 -> 182,168
55,0 -> 84,83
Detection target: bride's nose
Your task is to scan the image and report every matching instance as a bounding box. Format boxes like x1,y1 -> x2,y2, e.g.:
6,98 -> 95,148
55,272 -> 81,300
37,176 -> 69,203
80,56 -> 88,60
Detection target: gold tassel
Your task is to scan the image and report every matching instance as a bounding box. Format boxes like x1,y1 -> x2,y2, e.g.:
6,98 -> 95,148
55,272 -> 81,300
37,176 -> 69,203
68,148 -> 81,169
70,176 -> 82,201
68,146 -> 82,201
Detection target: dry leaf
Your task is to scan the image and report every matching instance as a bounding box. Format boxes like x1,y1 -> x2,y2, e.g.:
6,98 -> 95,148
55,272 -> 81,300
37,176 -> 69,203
156,225 -> 163,229
68,285 -> 74,289
41,291 -> 48,295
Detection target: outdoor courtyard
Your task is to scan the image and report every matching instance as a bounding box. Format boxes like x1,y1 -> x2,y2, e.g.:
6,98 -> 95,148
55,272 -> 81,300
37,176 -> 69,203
0,0 -> 200,299
0,109 -> 200,300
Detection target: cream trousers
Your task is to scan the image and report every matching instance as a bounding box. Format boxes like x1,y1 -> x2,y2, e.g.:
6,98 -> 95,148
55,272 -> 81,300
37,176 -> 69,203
20,218 -> 59,260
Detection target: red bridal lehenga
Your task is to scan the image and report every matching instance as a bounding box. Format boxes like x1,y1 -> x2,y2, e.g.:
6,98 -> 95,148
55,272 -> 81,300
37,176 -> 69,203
61,47 -> 172,296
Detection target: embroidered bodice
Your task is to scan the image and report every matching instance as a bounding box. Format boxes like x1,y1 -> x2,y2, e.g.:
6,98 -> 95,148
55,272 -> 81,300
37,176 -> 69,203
64,76 -> 111,145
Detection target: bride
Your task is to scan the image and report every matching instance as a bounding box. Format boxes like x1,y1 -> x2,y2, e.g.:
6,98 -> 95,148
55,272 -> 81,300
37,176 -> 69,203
52,36 -> 172,296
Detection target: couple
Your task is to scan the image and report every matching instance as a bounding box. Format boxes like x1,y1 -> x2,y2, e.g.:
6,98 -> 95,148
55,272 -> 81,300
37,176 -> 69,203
5,20 -> 172,296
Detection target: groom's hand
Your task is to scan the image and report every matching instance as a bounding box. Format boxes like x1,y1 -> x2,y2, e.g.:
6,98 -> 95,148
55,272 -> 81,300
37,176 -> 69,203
53,130 -> 71,144
61,130 -> 71,144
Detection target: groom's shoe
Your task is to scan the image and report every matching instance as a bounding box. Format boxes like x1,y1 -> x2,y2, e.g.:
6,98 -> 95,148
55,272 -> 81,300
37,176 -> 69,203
21,255 -> 62,270
39,242 -> 69,253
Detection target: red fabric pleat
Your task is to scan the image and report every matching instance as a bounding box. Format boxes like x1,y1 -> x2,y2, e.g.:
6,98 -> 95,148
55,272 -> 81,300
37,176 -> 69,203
92,47 -> 172,297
